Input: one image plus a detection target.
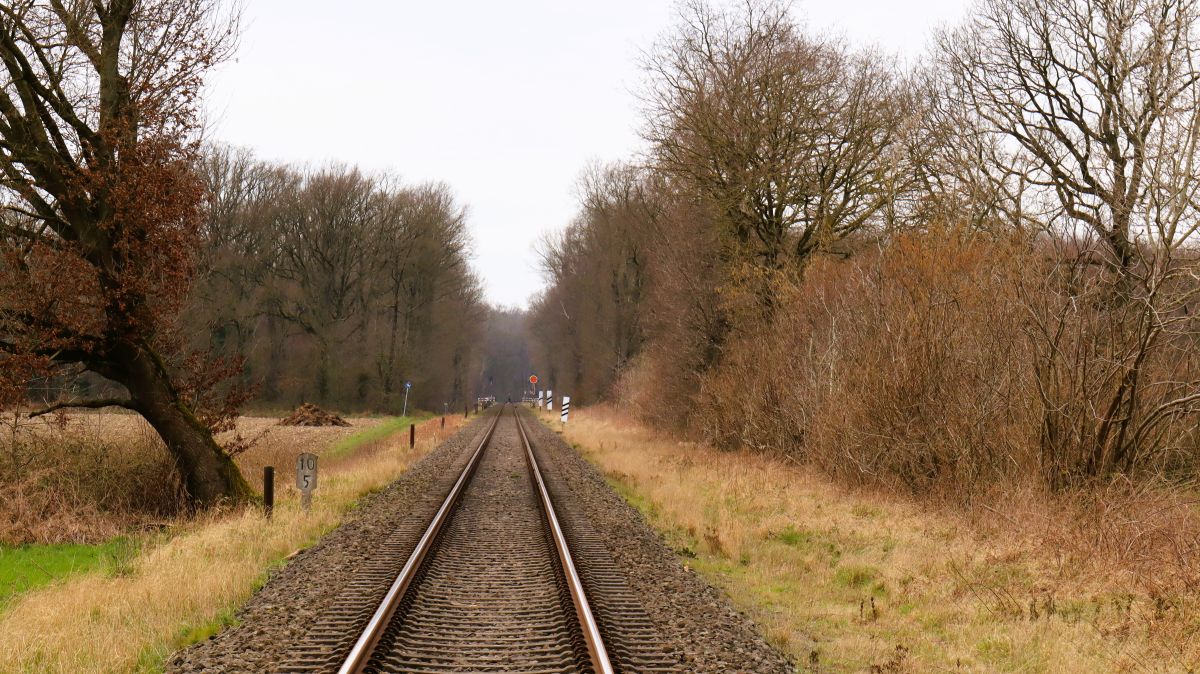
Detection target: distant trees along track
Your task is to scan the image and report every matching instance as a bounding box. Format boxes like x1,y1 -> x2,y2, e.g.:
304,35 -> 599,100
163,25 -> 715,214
281,407 -> 678,673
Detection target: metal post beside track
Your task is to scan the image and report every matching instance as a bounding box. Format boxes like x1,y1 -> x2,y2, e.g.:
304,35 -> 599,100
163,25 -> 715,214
263,466 -> 274,519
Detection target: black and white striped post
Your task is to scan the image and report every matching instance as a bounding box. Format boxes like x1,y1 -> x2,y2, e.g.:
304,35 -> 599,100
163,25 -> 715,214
560,395 -> 570,429
546,389 -> 553,412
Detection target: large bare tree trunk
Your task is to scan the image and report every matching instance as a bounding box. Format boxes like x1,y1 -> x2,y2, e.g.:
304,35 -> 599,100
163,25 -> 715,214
109,342 -> 254,506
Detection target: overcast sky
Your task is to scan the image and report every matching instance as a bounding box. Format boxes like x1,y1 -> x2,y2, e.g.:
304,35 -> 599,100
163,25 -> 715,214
203,0 -> 971,308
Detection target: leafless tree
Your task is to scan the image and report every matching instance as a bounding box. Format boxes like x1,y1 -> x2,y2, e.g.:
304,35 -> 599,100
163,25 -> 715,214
642,0 -> 908,286
531,163 -> 660,402
267,165 -> 378,399
190,150 -> 485,412
938,0 -> 1200,273
372,183 -> 475,405
906,69 -> 1047,232
939,0 -> 1200,483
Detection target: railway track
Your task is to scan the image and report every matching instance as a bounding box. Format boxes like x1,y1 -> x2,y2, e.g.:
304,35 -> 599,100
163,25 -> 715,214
282,406 -> 677,674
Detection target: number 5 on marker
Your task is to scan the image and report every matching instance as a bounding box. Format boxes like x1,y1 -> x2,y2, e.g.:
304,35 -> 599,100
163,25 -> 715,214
296,453 -> 318,493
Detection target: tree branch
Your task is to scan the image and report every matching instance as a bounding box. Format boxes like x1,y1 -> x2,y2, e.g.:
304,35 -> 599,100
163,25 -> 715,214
28,397 -> 135,418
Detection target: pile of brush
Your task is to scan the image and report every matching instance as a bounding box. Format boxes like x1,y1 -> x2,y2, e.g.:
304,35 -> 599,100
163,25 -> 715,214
277,403 -> 351,427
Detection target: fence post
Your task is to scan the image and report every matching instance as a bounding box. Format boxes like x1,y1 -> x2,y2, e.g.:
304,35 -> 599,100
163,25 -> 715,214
441,416 -> 445,429
263,466 -> 274,520
410,422 -> 415,448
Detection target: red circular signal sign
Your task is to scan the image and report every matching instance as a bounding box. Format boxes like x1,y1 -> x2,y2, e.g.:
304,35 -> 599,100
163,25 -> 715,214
529,375 -> 539,384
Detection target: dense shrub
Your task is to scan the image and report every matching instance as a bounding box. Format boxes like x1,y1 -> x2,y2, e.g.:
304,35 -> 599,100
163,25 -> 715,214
694,231 -> 1037,493
0,415 -> 182,543
614,228 -> 1200,498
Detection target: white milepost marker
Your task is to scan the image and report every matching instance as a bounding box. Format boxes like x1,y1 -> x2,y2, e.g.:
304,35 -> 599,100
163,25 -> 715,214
546,389 -> 553,411
561,395 -> 570,424
296,452 -> 318,512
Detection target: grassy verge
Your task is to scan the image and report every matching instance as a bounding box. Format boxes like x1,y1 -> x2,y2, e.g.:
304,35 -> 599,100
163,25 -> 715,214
0,414 -> 467,674
0,538 -> 140,609
0,416 -> 427,611
326,414 -> 430,459
553,406 -> 1199,673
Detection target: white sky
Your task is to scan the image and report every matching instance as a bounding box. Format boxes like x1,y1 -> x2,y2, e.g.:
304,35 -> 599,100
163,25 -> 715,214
204,0 -> 971,308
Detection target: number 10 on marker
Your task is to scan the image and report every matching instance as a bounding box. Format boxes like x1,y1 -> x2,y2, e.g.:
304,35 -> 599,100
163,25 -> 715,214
296,452 -> 318,511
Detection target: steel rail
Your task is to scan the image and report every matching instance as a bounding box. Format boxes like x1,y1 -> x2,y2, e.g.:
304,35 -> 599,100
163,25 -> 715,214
515,408 -> 616,674
336,408 -> 502,674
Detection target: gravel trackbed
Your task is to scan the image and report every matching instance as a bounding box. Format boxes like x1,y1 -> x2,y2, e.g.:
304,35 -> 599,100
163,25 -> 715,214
168,410 -> 792,674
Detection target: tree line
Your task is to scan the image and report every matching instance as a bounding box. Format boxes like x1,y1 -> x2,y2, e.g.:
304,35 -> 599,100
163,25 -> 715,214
532,0 -> 1200,492
189,147 -> 484,413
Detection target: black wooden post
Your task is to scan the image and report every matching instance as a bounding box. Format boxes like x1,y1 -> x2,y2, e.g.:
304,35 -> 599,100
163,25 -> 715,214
263,466 -> 275,520
410,422 -> 415,448
441,416 -> 445,429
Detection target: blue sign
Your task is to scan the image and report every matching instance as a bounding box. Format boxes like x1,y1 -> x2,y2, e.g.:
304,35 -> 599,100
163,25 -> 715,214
404,381 -> 412,389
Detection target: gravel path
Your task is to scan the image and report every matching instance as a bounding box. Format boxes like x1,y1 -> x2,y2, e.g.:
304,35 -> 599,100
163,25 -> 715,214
168,408 -> 793,674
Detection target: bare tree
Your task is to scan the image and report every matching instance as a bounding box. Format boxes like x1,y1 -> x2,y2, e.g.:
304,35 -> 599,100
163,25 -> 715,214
194,146 -> 281,364
188,150 -> 485,412
373,183 -> 474,404
940,0 -> 1200,483
642,0 -> 907,286
906,69 -> 1047,232
532,163 -> 660,402
267,165 -> 379,400
938,0 -> 1200,273
475,307 -> 532,402
0,0 -> 252,505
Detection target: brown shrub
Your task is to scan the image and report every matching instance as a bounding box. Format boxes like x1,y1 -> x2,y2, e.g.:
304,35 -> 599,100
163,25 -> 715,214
0,414 -> 183,544
691,230 -> 1037,494
627,227 -> 1200,498
1019,239 -> 1200,486
613,195 -> 730,433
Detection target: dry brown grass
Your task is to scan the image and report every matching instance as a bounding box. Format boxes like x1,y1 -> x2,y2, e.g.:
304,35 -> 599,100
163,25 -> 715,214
559,406 -> 1200,673
0,412 -> 387,544
220,415 -> 384,492
0,413 -> 182,544
0,413 -> 465,674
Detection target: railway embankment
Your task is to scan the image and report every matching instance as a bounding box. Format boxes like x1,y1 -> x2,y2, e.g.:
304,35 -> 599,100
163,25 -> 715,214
557,405 -> 1199,672
171,407 -> 791,673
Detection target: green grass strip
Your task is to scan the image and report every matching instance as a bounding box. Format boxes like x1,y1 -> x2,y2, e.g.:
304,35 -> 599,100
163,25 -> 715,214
325,414 -> 430,459
0,537 -> 140,609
